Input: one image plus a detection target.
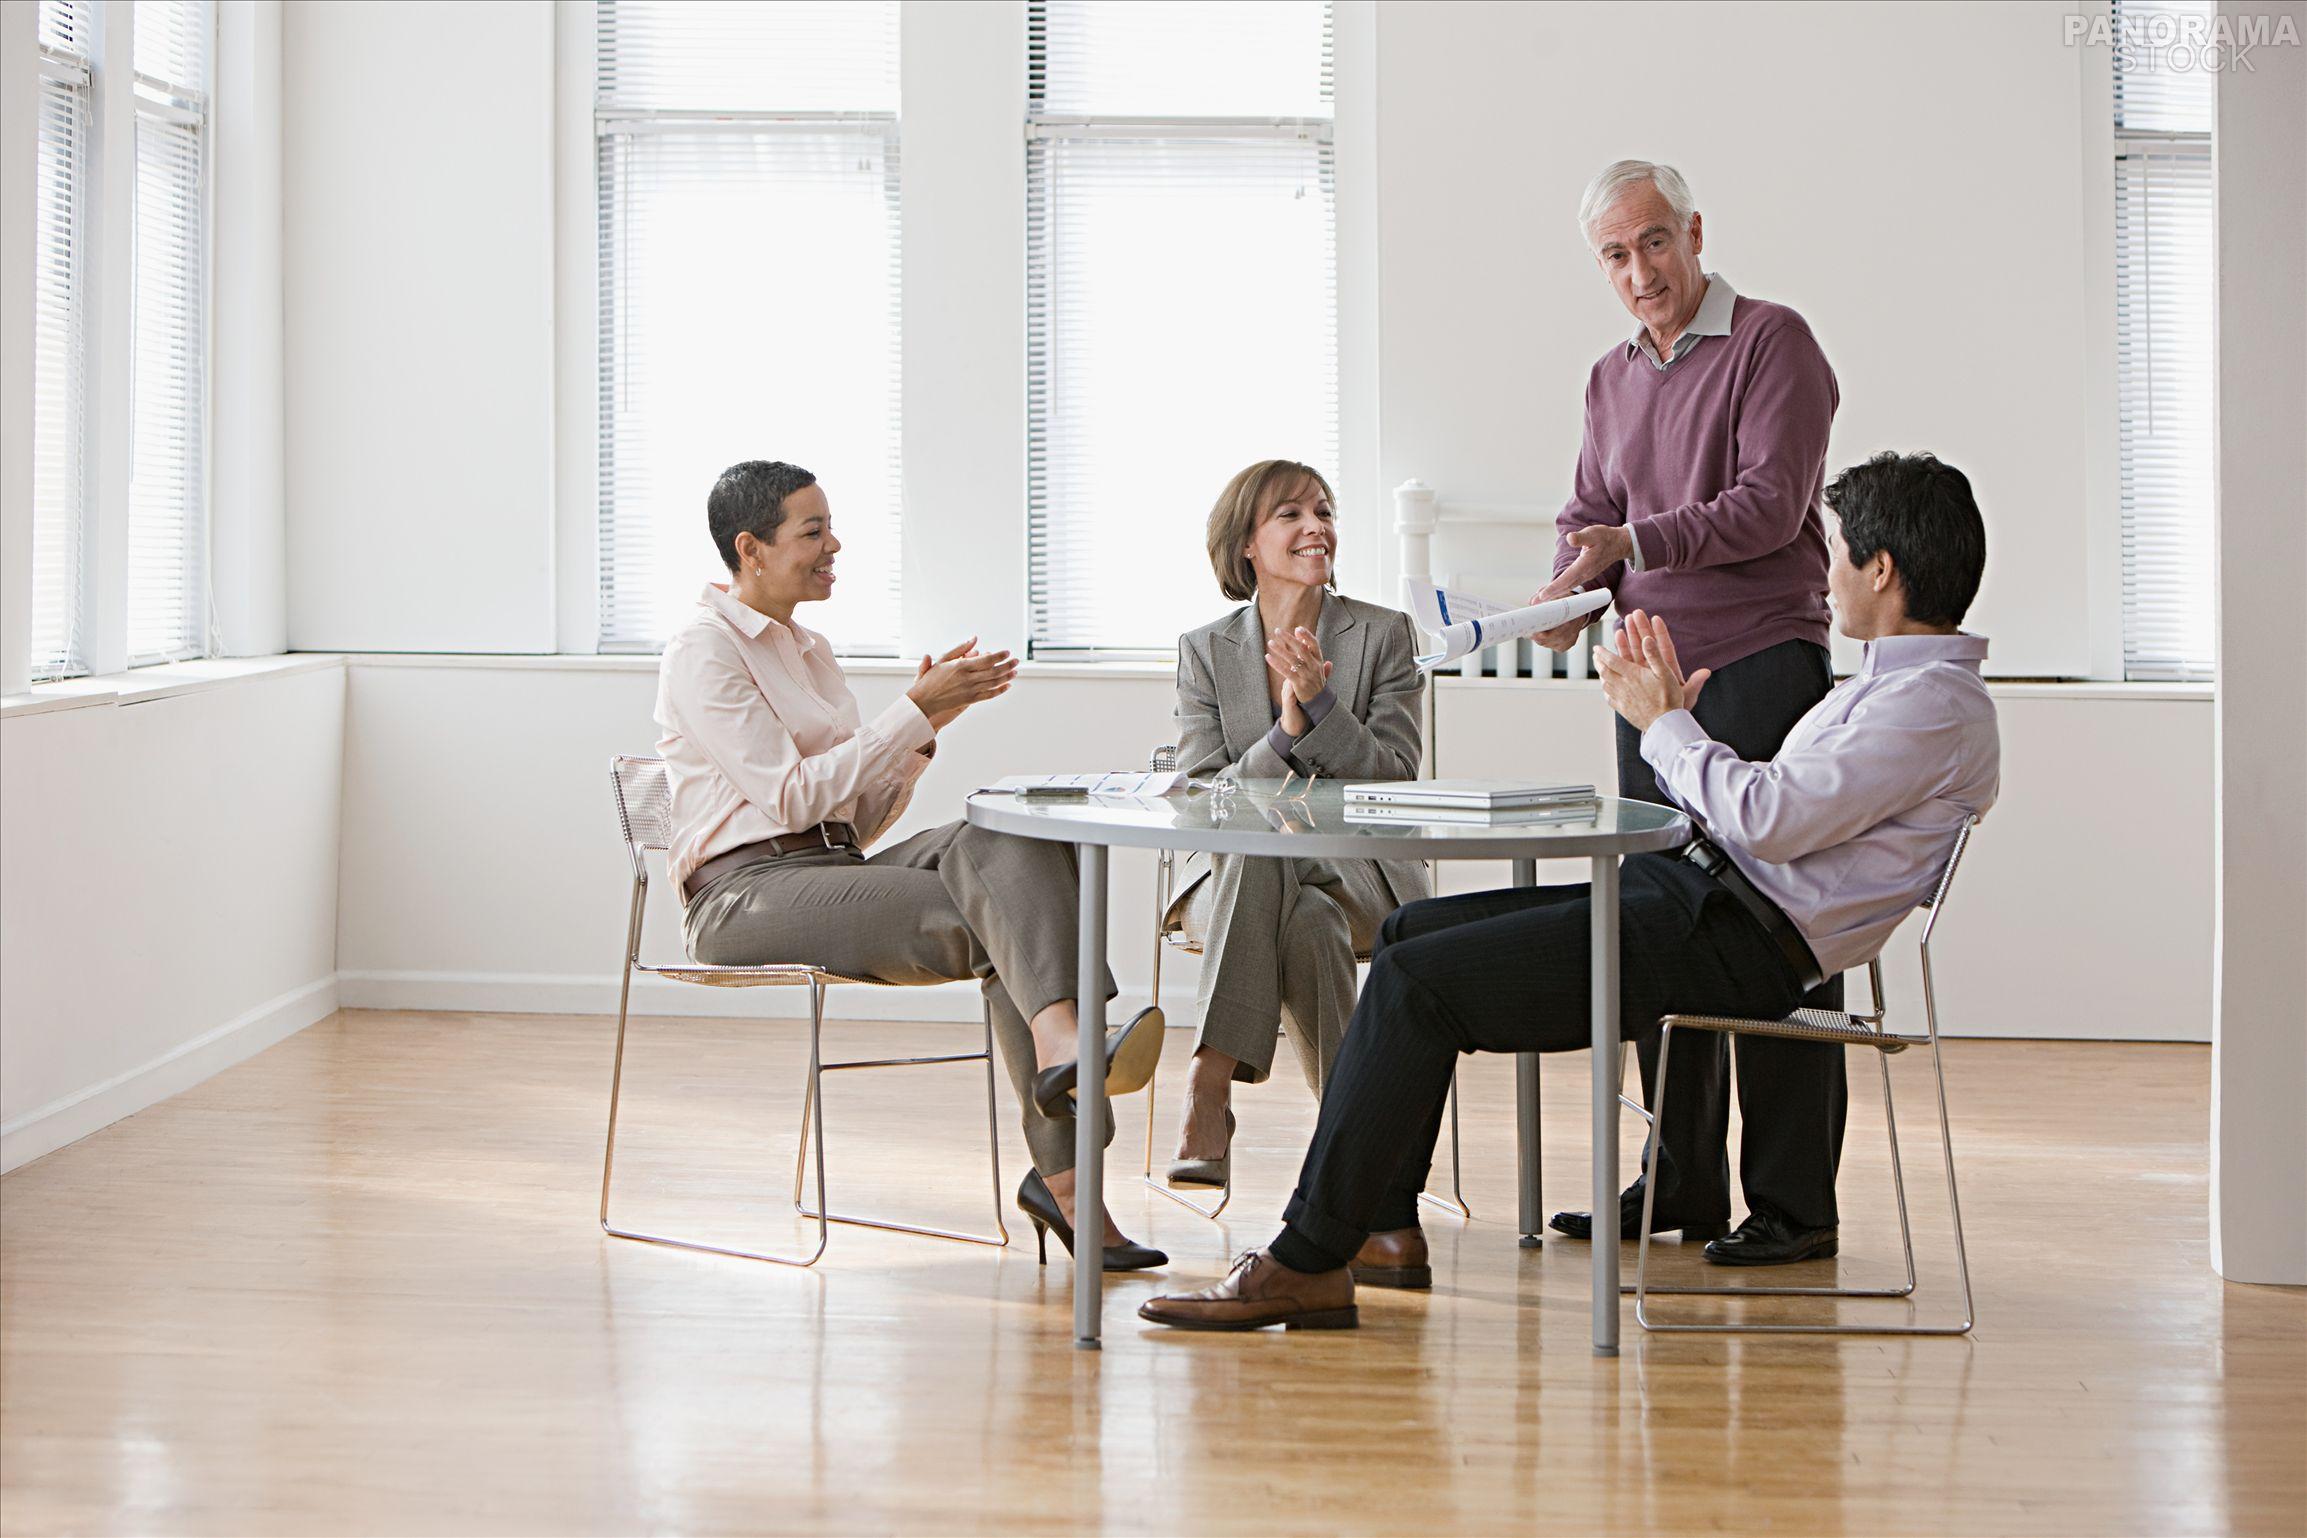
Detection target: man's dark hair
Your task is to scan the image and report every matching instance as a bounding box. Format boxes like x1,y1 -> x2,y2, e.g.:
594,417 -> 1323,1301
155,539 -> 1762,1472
708,460 -> 818,571
1823,451 -> 1986,627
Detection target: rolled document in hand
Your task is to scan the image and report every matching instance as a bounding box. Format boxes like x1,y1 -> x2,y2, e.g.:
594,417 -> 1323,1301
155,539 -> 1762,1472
1403,582 -> 1611,670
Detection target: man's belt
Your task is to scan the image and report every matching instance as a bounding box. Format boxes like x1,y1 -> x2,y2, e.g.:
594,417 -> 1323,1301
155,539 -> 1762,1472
685,822 -> 858,899
1678,837 -> 1826,992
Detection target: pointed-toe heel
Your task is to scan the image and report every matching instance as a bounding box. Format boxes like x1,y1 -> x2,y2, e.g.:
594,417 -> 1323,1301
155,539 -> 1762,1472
1015,1170 -> 1167,1273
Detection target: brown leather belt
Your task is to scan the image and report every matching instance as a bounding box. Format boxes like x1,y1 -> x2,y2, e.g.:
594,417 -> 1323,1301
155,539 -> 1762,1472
1678,836 -> 1826,992
685,822 -> 858,899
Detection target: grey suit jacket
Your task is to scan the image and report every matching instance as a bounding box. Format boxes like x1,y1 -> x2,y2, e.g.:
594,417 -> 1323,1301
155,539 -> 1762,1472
1169,591 -> 1431,913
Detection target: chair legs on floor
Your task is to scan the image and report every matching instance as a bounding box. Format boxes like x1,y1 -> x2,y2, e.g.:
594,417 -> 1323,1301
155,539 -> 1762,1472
792,1002 -> 1010,1249
1418,1074 -> 1472,1219
1629,1021 -> 1973,1335
600,967 -> 832,1268
600,974 -> 1009,1267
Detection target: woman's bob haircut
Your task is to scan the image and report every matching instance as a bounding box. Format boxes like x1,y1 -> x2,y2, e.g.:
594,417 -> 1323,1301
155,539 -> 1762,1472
1205,459 -> 1337,604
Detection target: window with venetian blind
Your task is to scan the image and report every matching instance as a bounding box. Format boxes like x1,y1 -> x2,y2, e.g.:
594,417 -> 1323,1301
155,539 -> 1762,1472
26,0 -> 212,680
2112,0 -> 2215,682
29,0 -> 93,680
594,1 -> 903,656
1025,0 -> 1337,658
128,0 -> 213,666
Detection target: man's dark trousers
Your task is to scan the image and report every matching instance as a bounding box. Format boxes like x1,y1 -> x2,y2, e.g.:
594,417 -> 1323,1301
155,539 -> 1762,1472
1611,636 -> 1848,1229
1273,857 -> 1808,1273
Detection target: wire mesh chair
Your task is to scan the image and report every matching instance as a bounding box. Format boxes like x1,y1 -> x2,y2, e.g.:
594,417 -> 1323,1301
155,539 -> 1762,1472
600,755 -> 1009,1268
1139,746 -> 1471,1222
1629,817 -> 1981,1335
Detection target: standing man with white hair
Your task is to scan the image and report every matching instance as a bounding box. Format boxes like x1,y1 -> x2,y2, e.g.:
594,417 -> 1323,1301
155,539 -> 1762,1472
1532,159 -> 1847,1267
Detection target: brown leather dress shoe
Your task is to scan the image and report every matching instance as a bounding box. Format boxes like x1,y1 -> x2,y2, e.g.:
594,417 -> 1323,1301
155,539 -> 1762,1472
1137,1251 -> 1358,1332
1349,1227 -> 1431,1290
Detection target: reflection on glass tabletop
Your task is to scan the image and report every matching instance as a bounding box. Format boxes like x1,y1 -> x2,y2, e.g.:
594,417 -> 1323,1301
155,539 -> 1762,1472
964,780 -> 1691,859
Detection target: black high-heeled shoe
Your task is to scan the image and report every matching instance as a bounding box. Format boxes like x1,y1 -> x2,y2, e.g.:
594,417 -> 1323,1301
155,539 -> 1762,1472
1030,1005 -> 1165,1119
1016,1170 -> 1166,1272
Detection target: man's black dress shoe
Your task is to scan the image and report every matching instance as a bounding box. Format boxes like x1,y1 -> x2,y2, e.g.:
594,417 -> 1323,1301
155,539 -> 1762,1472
1702,1211 -> 1839,1266
1548,1181 -> 1730,1242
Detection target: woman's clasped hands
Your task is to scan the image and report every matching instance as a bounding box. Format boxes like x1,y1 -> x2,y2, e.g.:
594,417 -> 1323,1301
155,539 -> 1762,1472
1265,624 -> 1333,737
908,637 -> 1018,730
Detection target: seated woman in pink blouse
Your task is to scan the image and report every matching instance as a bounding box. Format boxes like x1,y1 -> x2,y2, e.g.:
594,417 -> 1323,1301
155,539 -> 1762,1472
654,460 -> 1164,1270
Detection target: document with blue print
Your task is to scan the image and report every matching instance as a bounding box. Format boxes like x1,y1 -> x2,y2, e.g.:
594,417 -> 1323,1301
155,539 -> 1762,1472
981,771 -> 1188,797
1401,576 -> 1611,670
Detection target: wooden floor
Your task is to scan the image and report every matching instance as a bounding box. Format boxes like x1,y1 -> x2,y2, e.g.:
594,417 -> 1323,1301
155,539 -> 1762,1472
2,1010 -> 2301,1537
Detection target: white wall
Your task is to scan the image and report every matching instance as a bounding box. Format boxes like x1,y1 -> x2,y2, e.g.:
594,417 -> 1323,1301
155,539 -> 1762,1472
282,0 -> 556,653
896,2 -> 1030,659
2209,0 -> 2306,1287
0,664 -> 347,1170
212,0 -> 287,658
1370,1 -> 2105,679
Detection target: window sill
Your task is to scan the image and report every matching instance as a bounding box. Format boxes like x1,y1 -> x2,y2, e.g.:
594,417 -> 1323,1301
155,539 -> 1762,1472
342,652 -> 1182,682
1,654 -> 348,720
1433,674 -> 2214,703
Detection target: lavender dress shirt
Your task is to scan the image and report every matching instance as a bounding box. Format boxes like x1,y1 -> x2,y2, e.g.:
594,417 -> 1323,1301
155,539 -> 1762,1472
1639,632 -> 2001,976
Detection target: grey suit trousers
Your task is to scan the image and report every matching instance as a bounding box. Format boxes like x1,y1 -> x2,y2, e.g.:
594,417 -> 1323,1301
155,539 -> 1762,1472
682,818 -> 1115,1175
1173,853 -> 1392,1094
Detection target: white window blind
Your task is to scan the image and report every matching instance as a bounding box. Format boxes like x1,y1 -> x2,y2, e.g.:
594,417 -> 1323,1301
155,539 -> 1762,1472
127,0 -> 212,666
595,2 -> 902,656
1026,0 -> 1337,658
29,0 -> 93,681
2113,0 -> 2214,682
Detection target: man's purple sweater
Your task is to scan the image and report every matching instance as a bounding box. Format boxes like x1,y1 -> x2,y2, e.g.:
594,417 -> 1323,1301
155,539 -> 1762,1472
1555,291 -> 1839,676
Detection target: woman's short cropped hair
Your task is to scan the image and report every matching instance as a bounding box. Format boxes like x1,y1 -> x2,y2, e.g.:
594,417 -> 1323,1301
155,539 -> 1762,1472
1205,459 -> 1337,603
707,460 -> 817,571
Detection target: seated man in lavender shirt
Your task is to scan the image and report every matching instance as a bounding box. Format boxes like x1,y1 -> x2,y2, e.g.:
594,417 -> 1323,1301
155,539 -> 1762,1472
1137,452 -> 2000,1331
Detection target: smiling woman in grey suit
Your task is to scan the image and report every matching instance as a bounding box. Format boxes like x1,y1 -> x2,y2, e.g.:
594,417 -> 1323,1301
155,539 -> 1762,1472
1163,460 -> 1430,1184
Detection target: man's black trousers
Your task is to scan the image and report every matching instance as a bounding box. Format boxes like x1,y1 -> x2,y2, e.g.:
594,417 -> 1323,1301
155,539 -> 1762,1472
1273,854 -> 1810,1274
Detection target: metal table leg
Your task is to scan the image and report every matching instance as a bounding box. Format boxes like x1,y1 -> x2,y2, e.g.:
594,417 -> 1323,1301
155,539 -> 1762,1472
1590,852 -> 1620,1355
1512,859 -> 1541,1249
1074,843 -> 1108,1349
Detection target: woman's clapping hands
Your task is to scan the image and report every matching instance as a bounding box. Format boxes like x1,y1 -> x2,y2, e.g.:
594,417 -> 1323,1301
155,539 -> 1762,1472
1266,625 -> 1333,737
908,637 -> 1018,730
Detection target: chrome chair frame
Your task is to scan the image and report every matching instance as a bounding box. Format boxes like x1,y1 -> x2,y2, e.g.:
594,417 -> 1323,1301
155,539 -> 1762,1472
1630,818 -> 1979,1335
1138,747 -> 1470,1222
600,755 -> 1009,1268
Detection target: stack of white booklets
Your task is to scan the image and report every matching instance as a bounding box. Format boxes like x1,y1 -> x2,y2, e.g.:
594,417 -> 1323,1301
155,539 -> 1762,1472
1342,779 -> 1600,825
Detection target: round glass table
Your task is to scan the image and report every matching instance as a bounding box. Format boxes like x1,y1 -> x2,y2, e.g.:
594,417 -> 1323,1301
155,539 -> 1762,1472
965,780 -> 1691,1355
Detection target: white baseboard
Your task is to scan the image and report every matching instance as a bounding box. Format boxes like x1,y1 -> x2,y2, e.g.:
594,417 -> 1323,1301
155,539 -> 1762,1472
0,975 -> 341,1173
335,968 -> 1163,1026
